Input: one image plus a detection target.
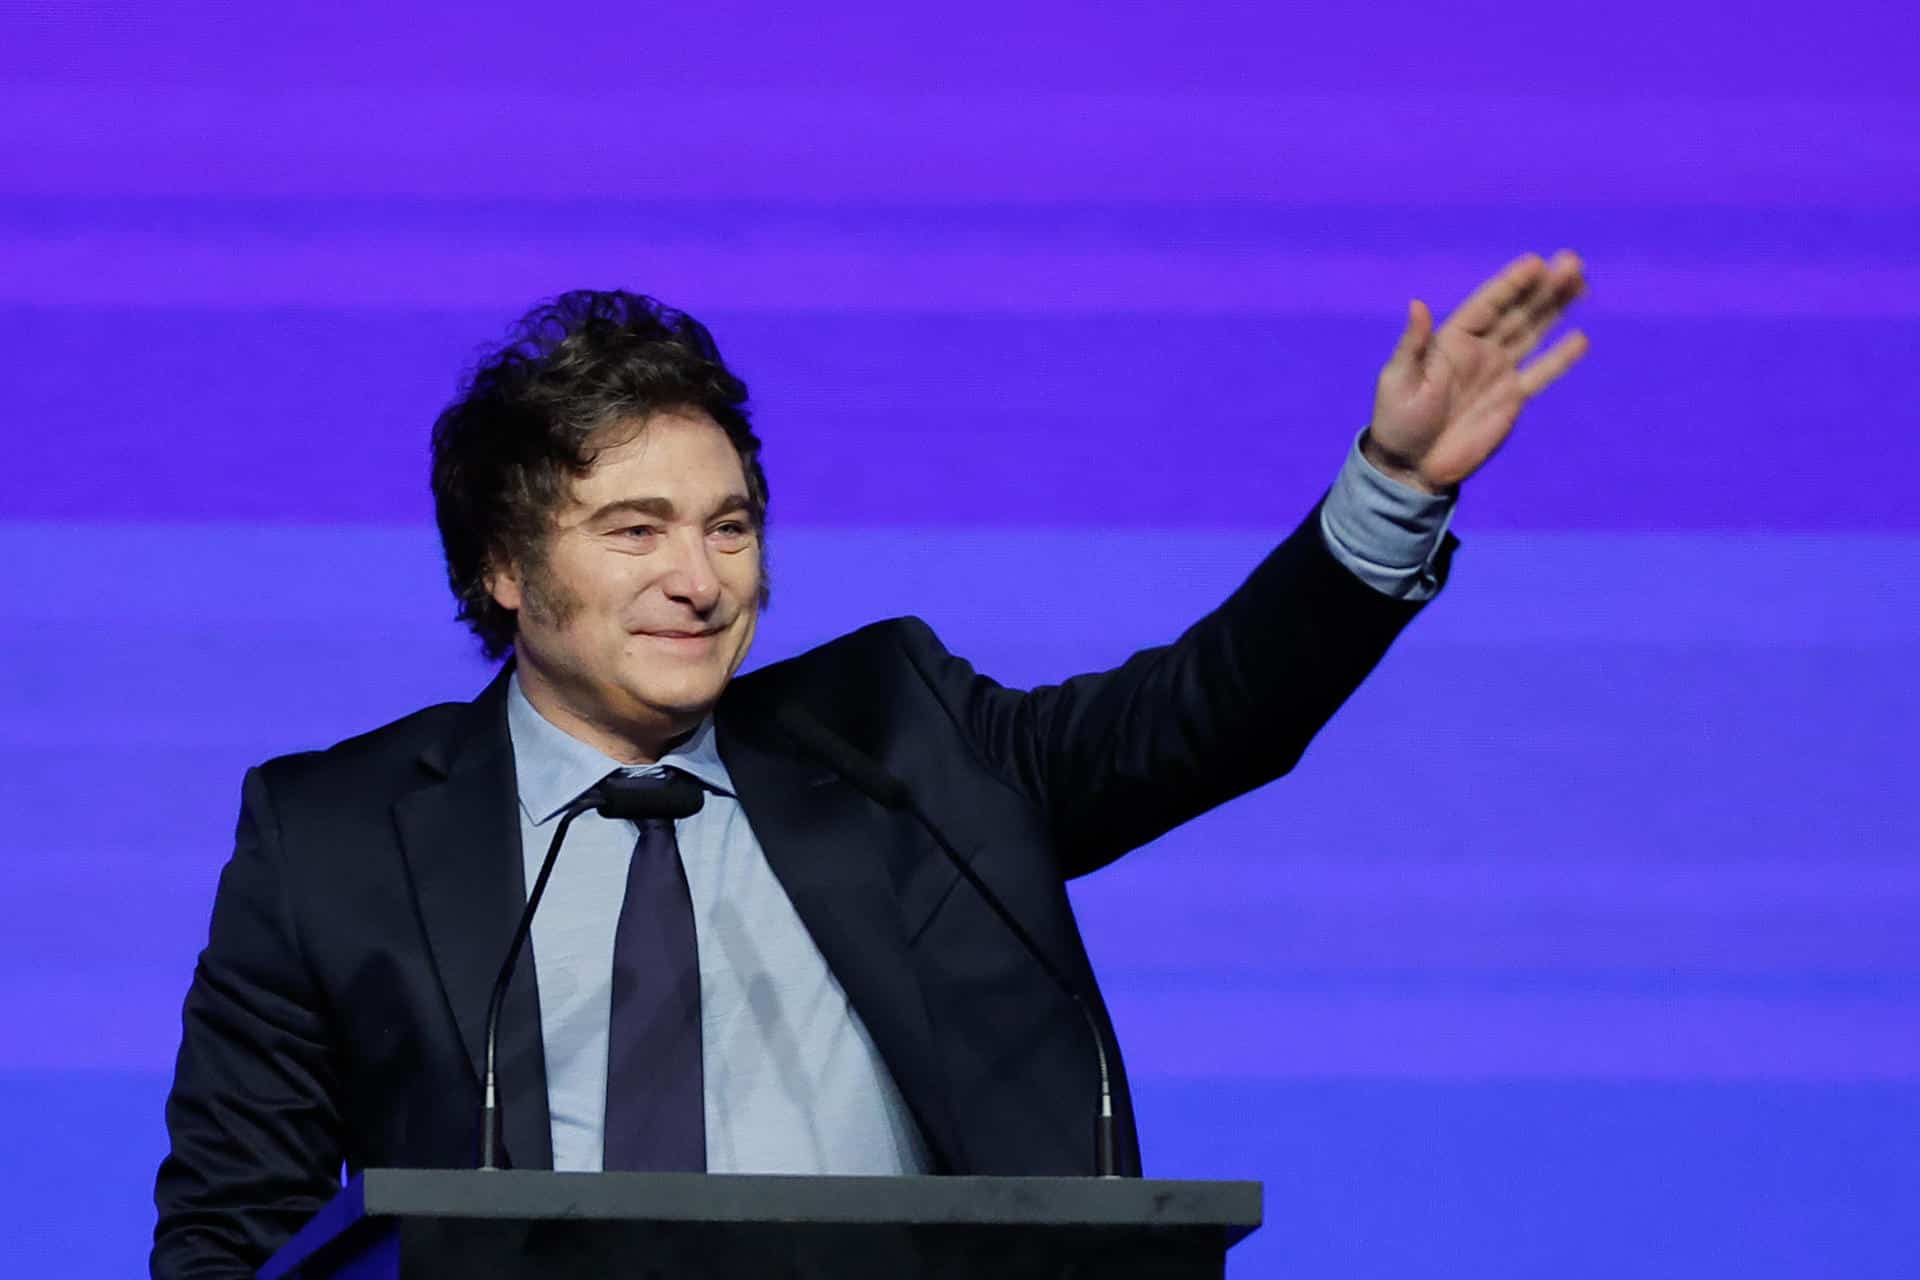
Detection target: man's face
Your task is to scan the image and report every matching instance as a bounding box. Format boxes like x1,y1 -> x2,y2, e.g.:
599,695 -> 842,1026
488,408 -> 763,761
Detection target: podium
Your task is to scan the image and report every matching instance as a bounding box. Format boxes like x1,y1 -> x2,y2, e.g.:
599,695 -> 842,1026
258,1169 -> 1261,1278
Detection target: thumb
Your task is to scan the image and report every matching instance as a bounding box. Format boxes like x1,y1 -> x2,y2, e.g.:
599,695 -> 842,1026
1389,299 -> 1432,369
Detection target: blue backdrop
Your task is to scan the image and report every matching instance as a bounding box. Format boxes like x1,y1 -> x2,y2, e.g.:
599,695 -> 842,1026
3,3 -> 1917,1276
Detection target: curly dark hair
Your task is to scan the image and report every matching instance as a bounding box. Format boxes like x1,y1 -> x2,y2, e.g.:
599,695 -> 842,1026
430,290 -> 769,659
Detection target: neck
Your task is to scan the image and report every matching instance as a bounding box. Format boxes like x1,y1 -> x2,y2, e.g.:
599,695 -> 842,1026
509,660 -> 698,766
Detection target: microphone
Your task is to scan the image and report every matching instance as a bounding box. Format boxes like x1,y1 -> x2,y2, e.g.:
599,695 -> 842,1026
479,771 -> 705,1170
774,704 -> 1121,1178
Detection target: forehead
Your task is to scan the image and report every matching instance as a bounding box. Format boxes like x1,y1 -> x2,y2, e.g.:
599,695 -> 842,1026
569,408 -> 748,506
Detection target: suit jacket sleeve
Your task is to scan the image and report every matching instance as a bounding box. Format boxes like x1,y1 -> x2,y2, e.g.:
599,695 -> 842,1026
152,766 -> 345,1279
899,498 -> 1456,877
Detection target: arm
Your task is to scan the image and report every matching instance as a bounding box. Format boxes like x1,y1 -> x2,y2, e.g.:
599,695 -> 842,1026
903,495 -> 1450,877
908,252 -> 1589,875
152,767 -> 344,1279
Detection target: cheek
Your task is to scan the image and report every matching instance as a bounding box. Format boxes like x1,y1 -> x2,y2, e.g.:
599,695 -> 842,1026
699,550 -> 748,604
603,564 -> 664,614
733,545 -> 764,594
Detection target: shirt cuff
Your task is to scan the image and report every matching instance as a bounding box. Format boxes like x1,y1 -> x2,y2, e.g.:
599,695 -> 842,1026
1319,427 -> 1458,602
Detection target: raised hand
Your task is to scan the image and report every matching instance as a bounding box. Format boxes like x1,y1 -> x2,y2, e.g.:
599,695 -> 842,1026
1364,251 -> 1589,495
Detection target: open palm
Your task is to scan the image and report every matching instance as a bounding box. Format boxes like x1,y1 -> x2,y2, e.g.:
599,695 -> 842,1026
1367,252 -> 1589,494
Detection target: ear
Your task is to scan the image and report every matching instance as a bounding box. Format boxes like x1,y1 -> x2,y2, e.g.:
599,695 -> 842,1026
485,559 -> 524,612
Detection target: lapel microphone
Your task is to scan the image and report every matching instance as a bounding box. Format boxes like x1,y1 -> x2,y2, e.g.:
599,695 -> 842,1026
774,703 -> 1121,1179
479,771 -> 705,1170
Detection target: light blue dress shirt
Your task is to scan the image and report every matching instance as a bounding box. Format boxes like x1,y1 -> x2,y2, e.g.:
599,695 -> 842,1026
508,432 -> 1454,1173
1321,427 -> 1457,601
508,683 -> 931,1174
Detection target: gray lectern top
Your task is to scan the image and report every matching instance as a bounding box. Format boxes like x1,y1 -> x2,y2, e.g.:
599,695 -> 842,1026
261,1169 -> 1262,1279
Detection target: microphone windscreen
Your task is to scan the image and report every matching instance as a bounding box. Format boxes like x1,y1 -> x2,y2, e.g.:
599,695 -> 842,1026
593,772 -> 706,821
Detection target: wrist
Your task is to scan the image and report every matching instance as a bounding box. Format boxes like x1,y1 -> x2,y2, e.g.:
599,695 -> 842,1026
1360,431 -> 1448,496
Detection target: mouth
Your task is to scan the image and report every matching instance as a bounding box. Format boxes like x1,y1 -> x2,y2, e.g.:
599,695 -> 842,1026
633,627 -> 727,651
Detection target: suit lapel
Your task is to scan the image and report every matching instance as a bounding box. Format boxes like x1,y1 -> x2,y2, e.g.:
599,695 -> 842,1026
393,669 -> 554,1170
716,697 -> 965,1173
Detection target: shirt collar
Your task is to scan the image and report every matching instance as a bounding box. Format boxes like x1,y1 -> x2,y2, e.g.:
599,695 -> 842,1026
506,671 -> 736,826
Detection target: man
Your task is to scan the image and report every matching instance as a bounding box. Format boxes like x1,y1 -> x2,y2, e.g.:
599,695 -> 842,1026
153,254 -> 1587,1277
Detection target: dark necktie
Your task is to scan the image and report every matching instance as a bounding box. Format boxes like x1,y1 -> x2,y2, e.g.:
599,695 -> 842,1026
602,807 -> 707,1172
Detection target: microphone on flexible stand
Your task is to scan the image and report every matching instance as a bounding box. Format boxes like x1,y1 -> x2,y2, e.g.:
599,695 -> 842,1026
478,770 -> 706,1170
774,704 -> 1122,1178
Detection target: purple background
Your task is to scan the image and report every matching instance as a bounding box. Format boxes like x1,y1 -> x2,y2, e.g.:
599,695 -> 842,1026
4,2 -> 1918,1275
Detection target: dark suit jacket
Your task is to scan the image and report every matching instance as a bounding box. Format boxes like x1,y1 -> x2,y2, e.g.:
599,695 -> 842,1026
152,503 -> 1452,1277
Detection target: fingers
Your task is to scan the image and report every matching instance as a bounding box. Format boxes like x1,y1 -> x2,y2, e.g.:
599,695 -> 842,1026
1517,329 -> 1590,397
1496,251 -> 1586,357
1390,298 -> 1434,368
1446,253 -> 1548,338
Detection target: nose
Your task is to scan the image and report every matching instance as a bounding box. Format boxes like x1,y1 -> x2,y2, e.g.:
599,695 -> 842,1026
660,528 -> 722,615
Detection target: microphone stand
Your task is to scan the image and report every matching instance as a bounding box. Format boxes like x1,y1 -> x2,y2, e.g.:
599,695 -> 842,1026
478,772 -> 706,1170
480,799 -> 592,1171
776,705 -> 1121,1177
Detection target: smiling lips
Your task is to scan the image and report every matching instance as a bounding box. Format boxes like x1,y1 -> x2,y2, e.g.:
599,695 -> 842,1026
635,627 -> 725,648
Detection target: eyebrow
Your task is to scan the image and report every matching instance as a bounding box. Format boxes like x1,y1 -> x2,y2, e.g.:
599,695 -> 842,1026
583,493 -> 757,525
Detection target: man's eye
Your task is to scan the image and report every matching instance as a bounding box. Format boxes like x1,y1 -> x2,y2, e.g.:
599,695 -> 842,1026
712,522 -> 751,539
620,526 -> 661,539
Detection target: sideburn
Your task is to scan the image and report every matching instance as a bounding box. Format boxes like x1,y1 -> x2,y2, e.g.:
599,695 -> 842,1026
516,548 -> 584,631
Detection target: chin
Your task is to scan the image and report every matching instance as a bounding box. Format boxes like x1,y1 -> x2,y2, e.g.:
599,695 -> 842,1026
635,677 -> 728,720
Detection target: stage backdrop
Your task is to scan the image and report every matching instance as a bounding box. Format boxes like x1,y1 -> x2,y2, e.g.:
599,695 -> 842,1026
4,3 -> 1917,1276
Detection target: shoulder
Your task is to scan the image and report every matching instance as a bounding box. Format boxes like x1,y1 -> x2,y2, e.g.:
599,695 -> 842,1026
729,616 -> 954,700
720,616 -> 985,747
250,696 -> 474,812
